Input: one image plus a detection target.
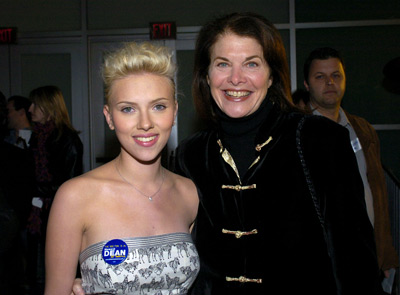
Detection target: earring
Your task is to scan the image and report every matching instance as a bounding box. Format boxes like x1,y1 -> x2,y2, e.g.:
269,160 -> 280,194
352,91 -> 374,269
108,114 -> 115,130
108,118 -> 114,130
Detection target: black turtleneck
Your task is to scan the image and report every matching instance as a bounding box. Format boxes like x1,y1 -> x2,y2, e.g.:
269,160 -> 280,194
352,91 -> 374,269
215,98 -> 273,178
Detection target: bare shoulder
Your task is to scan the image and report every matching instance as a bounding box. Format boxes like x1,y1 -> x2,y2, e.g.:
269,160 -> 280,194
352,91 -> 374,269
165,170 -> 198,228
169,170 -> 197,193
167,169 -> 198,206
55,161 -> 116,205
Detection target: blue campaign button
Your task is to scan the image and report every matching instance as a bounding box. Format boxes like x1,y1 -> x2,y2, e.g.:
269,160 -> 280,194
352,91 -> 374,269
102,239 -> 128,265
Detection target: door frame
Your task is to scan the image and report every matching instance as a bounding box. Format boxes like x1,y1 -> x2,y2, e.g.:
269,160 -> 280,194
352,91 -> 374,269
9,38 -> 90,171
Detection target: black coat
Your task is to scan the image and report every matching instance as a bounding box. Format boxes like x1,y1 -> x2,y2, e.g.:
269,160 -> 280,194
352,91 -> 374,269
29,126 -> 83,201
175,106 -> 381,295
0,142 -> 35,242
28,126 -> 83,235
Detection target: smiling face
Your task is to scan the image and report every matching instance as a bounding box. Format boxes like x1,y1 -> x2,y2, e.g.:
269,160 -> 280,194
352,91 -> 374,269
207,33 -> 273,118
103,73 -> 177,163
304,57 -> 346,111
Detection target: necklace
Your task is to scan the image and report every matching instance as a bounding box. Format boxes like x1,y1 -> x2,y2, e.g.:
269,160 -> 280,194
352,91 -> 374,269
115,160 -> 165,201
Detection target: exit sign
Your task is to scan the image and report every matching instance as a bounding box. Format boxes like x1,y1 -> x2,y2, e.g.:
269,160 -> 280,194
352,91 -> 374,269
150,22 -> 176,40
0,27 -> 17,44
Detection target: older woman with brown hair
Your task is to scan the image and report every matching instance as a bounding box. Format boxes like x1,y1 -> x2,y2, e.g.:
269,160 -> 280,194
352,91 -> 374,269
174,12 -> 381,294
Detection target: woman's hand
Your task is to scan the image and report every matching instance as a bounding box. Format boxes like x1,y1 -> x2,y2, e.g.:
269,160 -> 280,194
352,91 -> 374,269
70,278 -> 85,295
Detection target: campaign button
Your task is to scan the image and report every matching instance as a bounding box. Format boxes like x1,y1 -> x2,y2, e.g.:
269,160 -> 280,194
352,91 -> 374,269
102,239 -> 128,265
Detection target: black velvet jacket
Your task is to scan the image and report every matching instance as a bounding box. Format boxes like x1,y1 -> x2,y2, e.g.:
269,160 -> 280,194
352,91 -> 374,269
175,106 -> 381,294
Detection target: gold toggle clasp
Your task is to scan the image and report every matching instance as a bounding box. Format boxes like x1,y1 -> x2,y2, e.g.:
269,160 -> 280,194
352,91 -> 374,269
226,276 -> 262,284
221,184 -> 256,191
222,229 -> 258,239
255,136 -> 273,152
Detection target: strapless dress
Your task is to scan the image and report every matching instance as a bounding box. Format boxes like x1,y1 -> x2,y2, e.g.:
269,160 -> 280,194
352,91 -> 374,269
79,232 -> 199,294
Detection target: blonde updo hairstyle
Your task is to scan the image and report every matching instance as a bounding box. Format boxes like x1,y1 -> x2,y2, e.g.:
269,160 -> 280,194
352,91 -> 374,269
102,42 -> 176,105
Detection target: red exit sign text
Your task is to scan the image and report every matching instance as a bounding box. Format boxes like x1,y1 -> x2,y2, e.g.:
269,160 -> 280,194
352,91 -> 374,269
0,27 -> 17,44
150,22 -> 176,40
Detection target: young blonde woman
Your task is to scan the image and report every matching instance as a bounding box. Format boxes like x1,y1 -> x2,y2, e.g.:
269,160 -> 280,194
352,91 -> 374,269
44,42 -> 199,295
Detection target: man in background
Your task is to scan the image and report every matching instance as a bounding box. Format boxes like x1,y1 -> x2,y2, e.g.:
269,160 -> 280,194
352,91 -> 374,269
0,91 -> 35,295
302,47 -> 398,293
5,95 -> 32,149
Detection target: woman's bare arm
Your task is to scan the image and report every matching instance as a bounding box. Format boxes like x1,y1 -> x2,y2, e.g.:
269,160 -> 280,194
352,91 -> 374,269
44,179 -> 85,295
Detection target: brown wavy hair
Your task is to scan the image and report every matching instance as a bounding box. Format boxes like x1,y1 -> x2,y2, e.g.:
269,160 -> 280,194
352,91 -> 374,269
192,12 -> 294,124
29,85 -> 79,139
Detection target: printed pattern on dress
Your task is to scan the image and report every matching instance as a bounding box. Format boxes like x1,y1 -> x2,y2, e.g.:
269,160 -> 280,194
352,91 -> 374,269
80,233 -> 199,295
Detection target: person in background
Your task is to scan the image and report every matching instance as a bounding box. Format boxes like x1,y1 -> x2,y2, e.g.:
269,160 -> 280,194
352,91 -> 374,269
45,42 -> 199,295
303,47 -> 398,292
291,88 -> 310,110
72,12 -> 382,295
0,91 -> 35,295
0,91 -> 7,142
5,95 -> 32,149
26,85 -> 83,295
